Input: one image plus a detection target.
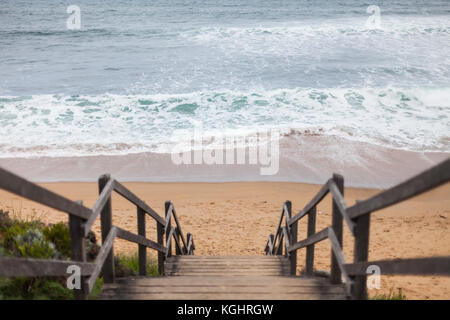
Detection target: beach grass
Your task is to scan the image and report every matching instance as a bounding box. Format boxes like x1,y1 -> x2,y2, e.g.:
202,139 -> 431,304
0,208 -> 157,299
370,288 -> 407,300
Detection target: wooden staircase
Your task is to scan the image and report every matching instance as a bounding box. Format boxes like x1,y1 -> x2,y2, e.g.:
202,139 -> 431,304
99,256 -> 347,300
1,159 -> 448,300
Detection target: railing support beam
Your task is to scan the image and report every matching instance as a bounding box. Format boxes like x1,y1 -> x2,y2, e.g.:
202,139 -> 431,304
284,201 -> 297,275
175,227 -> 182,255
330,174 -> 344,284
137,207 -> 147,276
351,211 -> 371,299
165,201 -> 172,258
157,222 -> 165,275
69,202 -> 88,300
99,174 -> 115,284
305,206 -> 317,276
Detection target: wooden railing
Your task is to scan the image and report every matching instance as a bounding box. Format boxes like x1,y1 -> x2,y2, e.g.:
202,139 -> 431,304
265,158 -> 450,299
0,168 -> 194,299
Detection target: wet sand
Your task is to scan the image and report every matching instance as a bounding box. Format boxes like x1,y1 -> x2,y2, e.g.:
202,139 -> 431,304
0,135 -> 448,189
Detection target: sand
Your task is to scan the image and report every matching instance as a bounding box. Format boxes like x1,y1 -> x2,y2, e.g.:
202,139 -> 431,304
0,135 -> 448,189
0,181 -> 449,300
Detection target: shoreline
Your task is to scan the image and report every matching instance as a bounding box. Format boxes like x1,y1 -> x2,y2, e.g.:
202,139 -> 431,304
0,135 -> 448,188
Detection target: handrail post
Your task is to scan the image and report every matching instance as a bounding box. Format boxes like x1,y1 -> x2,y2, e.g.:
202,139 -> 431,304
305,206 -> 317,276
137,207 -> 146,276
330,173 -> 344,284
157,221 -> 165,275
290,221 -> 298,275
351,209 -> 371,299
285,201 -> 297,275
99,174 -> 115,283
276,233 -> 284,256
267,234 -> 274,255
165,201 -> 172,258
69,200 -> 88,300
175,227 -> 182,255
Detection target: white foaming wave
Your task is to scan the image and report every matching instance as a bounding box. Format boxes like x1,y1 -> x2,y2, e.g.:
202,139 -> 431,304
182,16 -> 450,40
0,87 -> 449,158
180,15 -> 450,56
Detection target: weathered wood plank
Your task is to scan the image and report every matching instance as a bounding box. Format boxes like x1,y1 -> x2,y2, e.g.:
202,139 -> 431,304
69,202 -> 89,299
100,273 -> 347,300
113,275 -> 340,285
330,174 -> 344,285
165,227 -> 175,258
351,211 -> 371,299
170,206 -> 188,253
84,177 -> 114,236
165,201 -> 172,258
166,272 -> 289,276
288,227 -> 329,253
157,221 -> 165,274
272,202 -> 288,250
282,226 -> 290,255
305,206 -> 316,276
327,227 -> 352,296
113,181 -> 165,225
116,227 -> 167,254
285,201 -> 297,275
164,261 -> 289,266
164,264 -> 290,270
289,179 -> 331,226
328,179 -> 355,234
100,292 -> 347,300
173,227 -> 183,256
101,285 -> 345,294
87,226 -> 117,292
265,234 -> 274,255
0,257 -> 95,277
345,256 -> 450,276
168,255 -> 288,259
347,158 -> 450,219
186,233 -> 194,255
164,267 -> 290,272
275,232 -> 284,255
0,166 -> 91,220
99,174 -> 115,284
137,207 -> 146,276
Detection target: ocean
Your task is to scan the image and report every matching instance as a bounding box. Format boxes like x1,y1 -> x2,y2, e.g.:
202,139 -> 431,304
0,0 -> 449,186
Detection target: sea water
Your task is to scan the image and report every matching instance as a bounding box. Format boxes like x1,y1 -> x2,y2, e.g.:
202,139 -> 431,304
0,0 -> 449,159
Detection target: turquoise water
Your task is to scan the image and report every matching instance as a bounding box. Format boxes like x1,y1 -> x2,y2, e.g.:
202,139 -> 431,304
0,0 -> 449,156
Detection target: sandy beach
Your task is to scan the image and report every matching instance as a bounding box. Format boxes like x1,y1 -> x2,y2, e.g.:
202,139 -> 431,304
0,180 -> 448,299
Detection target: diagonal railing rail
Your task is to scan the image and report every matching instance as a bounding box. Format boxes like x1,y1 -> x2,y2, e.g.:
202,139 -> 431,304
0,168 -> 194,299
266,157 -> 450,299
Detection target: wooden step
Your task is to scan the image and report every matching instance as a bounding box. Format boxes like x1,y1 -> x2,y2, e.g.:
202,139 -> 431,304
164,255 -> 290,276
99,256 -> 348,300
100,275 -> 347,300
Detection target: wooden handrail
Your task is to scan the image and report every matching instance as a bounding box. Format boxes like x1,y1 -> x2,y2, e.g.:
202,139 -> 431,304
0,167 -> 194,300
347,157 -> 450,219
328,180 -> 355,234
0,257 -> 95,277
0,167 -> 92,220
266,157 -> 450,299
164,201 -> 194,256
83,177 -> 115,235
165,227 -> 175,259
289,180 -> 331,226
87,226 -> 118,292
287,227 -> 328,253
113,180 -> 165,225
344,256 -> 450,276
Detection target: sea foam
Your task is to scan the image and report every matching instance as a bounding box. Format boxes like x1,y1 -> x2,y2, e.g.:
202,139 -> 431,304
0,87 -> 449,158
